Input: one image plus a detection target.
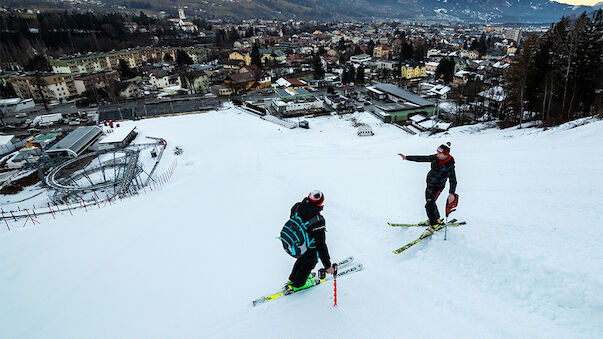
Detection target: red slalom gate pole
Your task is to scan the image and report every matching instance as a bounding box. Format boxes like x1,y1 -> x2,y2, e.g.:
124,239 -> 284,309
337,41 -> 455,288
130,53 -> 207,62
25,209 -> 39,225
48,203 -> 55,219
64,200 -> 73,216
92,195 -> 100,208
80,197 -> 87,212
2,211 -> 9,231
93,194 -> 101,208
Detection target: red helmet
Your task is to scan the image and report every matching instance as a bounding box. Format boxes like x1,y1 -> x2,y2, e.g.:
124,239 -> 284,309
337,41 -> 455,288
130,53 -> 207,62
308,190 -> 324,207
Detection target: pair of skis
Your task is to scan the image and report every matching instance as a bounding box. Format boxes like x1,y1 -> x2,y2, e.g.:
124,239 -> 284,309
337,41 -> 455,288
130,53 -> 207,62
387,218 -> 466,228
388,218 -> 466,254
252,256 -> 362,307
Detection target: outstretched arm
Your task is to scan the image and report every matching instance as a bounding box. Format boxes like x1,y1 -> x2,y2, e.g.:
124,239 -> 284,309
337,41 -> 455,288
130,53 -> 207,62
399,154 -> 435,162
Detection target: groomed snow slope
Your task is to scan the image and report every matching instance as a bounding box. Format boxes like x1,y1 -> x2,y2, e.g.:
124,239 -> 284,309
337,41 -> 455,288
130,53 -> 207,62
1,108 -> 601,338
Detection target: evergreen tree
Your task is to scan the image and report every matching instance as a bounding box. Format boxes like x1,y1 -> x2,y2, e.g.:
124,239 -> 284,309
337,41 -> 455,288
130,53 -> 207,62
341,68 -> 348,84
312,53 -> 324,79
118,59 -> 137,78
350,66 -> 356,83
0,83 -> 17,99
24,55 -> 50,71
505,34 -> 538,124
401,41 -> 413,61
354,44 -> 362,55
338,37 -> 346,52
367,40 -> 375,56
228,28 -> 240,43
245,27 -> 254,38
435,58 -> 455,84
251,44 -> 262,68
356,66 -> 365,84
176,49 -> 193,67
504,11 -> 603,125
339,52 -> 347,64
412,41 -> 425,62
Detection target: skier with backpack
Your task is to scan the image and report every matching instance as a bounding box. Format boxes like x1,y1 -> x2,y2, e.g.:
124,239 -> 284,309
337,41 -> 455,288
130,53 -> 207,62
280,190 -> 336,292
398,142 -> 458,230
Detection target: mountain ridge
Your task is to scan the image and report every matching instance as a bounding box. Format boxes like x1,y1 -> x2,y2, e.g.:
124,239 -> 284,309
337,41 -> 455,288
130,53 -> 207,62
143,0 -> 594,23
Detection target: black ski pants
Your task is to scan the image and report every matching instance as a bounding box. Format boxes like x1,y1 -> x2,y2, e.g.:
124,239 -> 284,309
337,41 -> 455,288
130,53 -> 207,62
425,186 -> 444,225
289,249 -> 318,288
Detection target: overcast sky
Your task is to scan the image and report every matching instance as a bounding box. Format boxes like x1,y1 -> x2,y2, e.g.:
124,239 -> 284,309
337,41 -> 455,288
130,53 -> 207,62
552,0 -> 600,5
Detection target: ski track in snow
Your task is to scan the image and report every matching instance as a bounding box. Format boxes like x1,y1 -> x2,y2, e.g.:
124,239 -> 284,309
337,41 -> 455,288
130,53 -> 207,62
0,109 -> 601,338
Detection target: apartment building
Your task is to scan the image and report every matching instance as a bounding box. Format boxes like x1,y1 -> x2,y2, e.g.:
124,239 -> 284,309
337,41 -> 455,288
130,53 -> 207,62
73,70 -> 121,95
10,72 -> 77,101
50,55 -> 110,74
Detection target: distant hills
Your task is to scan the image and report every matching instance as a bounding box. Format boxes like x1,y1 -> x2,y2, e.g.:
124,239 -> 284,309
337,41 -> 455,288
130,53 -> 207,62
143,0 -> 596,23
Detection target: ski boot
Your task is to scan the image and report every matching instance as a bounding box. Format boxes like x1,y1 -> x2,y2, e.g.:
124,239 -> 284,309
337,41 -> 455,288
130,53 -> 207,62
419,218 -> 443,227
423,219 -> 445,235
287,273 -> 317,292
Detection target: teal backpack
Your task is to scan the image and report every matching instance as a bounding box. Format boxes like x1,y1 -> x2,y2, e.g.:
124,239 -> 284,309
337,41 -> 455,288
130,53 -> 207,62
279,212 -> 318,258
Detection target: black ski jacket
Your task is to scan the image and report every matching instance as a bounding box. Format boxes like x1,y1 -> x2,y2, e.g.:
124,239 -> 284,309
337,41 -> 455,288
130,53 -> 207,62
406,154 -> 457,194
290,198 -> 331,268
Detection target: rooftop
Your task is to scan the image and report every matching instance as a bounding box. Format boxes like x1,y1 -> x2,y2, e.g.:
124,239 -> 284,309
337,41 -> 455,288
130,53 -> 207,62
46,126 -> 102,157
373,83 -> 435,107
275,87 -> 312,99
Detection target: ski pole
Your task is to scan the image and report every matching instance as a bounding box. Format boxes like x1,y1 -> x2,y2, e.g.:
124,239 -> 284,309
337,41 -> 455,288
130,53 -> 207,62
333,264 -> 338,307
444,215 -> 448,240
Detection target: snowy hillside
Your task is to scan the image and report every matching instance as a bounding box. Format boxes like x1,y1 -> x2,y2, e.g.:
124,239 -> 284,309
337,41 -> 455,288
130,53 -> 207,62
1,108 -> 601,338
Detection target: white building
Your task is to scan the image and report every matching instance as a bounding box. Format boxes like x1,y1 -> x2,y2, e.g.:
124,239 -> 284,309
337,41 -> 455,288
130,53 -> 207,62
0,98 -> 35,111
377,60 -> 397,70
350,54 -> 371,64
271,97 -> 324,114
99,126 -> 137,150
149,70 -> 180,89
357,125 -> 374,136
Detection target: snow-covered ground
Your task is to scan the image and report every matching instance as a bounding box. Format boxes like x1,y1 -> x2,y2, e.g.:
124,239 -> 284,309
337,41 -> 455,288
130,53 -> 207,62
0,108 -> 601,338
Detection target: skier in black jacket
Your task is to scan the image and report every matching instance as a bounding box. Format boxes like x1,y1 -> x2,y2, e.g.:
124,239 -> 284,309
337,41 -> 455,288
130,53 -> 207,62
398,142 -> 457,226
287,190 -> 335,291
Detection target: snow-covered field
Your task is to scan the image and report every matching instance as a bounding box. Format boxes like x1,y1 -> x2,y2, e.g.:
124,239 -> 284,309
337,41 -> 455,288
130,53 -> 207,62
1,108 -> 601,338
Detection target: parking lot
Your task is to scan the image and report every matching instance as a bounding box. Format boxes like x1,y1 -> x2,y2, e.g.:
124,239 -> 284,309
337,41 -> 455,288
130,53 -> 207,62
241,84 -> 378,115
1,102 -> 99,138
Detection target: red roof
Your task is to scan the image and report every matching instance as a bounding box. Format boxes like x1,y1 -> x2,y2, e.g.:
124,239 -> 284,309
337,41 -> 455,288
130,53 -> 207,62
285,78 -> 306,86
263,36 -> 281,41
286,54 -> 303,61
